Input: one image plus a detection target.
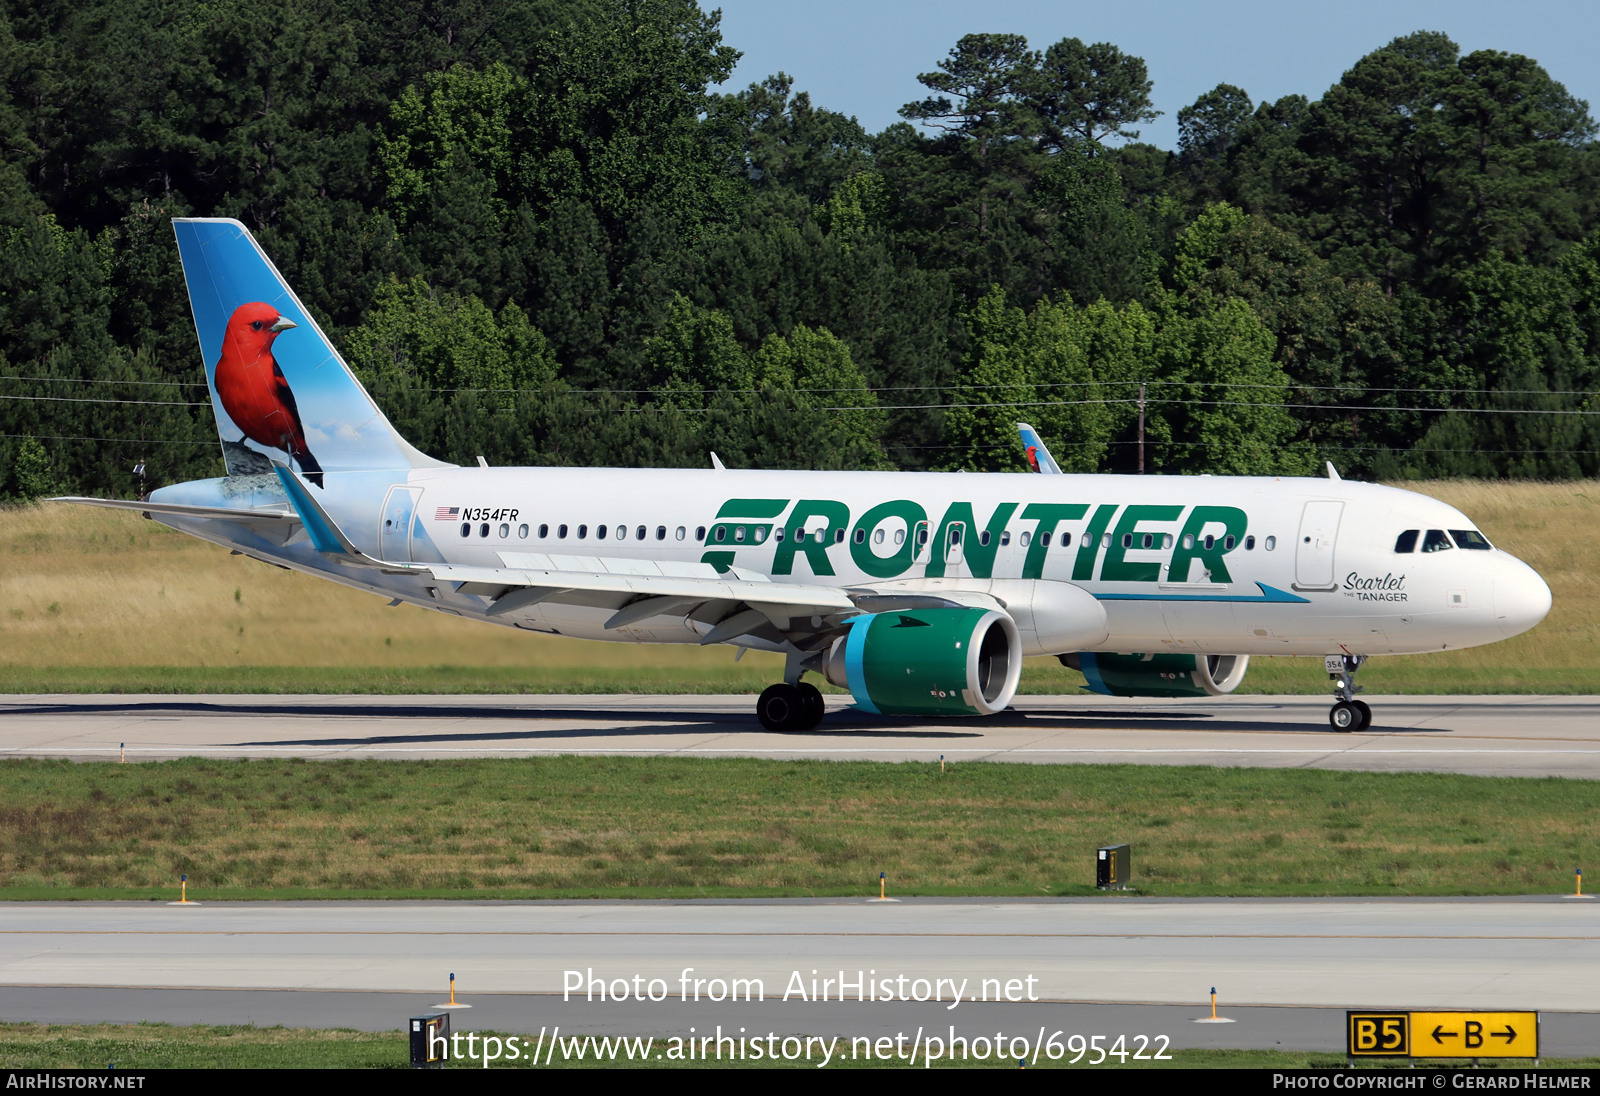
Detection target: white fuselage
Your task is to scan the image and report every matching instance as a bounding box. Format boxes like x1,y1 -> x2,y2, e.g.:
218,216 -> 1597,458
153,466 -> 1552,660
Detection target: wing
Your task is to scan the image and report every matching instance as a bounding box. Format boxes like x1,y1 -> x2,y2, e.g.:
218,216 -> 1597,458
270,464 -> 862,651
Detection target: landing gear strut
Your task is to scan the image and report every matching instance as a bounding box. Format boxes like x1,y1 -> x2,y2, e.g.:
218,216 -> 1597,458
1327,653 -> 1372,732
756,680 -> 825,732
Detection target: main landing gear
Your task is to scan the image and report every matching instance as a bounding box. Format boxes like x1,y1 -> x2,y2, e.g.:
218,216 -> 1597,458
756,680 -> 826,732
1327,653 -> 1372,732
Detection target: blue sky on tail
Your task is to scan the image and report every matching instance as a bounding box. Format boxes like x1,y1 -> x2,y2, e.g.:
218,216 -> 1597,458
711,0 -> 1600,151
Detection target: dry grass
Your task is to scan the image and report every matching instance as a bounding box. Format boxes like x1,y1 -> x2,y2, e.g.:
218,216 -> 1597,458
0,502 -> 785,683
1,481 -> 1595,693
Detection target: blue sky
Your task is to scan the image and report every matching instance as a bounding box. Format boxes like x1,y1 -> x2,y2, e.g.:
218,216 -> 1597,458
711,1 -> 1600,150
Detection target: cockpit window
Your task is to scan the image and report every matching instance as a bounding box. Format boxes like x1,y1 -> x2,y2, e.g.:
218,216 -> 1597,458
1421,529 -> 1454,553
1394,529 -> 1419,553
1449,529 -> 1493,550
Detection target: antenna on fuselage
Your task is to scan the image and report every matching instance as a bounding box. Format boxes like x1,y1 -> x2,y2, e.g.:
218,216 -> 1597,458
1325,461 -> 1341,481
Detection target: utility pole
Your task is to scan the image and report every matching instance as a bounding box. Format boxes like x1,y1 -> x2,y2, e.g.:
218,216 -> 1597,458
1137,383 -> 1146,474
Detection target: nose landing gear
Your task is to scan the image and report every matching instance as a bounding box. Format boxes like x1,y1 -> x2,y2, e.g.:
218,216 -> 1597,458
1327,653 -> 1372,732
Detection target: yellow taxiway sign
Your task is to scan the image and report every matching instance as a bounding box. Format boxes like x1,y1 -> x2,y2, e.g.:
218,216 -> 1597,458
1348,1011 -> 1538,1059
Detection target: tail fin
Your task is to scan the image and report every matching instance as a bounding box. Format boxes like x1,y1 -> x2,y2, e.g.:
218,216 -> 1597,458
173,218 -> 446,482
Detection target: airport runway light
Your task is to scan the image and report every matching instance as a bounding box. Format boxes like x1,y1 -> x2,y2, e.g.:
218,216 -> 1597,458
879,871 -> 886,900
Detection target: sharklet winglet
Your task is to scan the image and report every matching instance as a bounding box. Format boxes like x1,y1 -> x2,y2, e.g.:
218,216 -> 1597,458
270,462 -> 394,568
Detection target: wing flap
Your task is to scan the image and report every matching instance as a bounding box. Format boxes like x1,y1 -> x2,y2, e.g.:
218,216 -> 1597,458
425,562 -> 855,614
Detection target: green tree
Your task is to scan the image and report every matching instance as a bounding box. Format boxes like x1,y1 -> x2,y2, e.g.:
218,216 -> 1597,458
1028,38 -> 1159,149
940,286 -> 1038,471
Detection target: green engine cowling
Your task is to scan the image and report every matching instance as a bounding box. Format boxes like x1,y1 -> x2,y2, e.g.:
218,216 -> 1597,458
823,608 -> 1022,717
1062,652 -> 1250,698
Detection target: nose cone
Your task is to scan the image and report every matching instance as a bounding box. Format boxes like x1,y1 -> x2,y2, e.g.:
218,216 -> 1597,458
1495,556 -> 1552,639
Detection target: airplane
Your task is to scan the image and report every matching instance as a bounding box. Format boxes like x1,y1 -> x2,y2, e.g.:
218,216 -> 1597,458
58,219 -> 1553,733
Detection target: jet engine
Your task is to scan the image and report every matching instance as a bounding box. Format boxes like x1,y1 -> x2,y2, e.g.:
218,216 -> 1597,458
1061,652 -> 1250,698
823,607 -> 1022,716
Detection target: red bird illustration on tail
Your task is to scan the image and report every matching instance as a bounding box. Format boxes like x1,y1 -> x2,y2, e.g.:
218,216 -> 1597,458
213,302 -> 324,487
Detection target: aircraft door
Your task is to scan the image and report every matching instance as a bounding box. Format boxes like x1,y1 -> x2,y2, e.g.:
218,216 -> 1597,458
945,522 -> 966,566
379,485 -> 422,562
1294,500 -> 1344,590
912,520 -> 932,565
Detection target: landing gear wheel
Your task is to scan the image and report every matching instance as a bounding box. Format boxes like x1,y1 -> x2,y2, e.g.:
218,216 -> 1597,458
757,683 -> 803,732
795,682 -> 825,731
1328,653 -> 1372,732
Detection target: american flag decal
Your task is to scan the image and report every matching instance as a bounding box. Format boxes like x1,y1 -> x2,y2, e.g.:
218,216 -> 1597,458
434,506 -> 459,521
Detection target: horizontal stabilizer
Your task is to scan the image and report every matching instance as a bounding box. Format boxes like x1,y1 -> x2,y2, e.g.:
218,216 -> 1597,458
51,496 -> 297,522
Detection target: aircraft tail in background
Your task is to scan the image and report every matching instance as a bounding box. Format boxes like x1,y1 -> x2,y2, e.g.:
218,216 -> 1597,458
172,218 -> 446,485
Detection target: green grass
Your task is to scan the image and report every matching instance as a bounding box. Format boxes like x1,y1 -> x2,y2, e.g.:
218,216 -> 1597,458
4,757 -> 1597,900
2,480 -> 1598,695
1,1023 -> 1593,1069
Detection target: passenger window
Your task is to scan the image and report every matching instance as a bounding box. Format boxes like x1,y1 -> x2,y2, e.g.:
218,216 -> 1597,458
1265,536 -> 1276,551
1040,531 -> 1050,547
1162,534 -> 1172,549
1000,531 -> 1010,546
1020,531 -> 1032,548
1245,535 -> 1255,550
518,524 -> 528,539
498,523 -> 509,538
1203,534 -> 1214,550
1183,533 -> 1194,549
459,522 -> 470,538
1122,533 -> 1133,549
834,529 -> 844,544
714,527 -> 727,542
854,528 -> 866,544
734,526 -> 746,542
774,527 -> 784,542
695,526 -> 706,541
479,523 -> 490,538
676,527 -> 686,541
1394,530 -> 1419,553
1101,533 -> 1112,548
657,526 -> 667,541
577,524 -> 587,539
557,524 -> 568,538
1449,529 -> 1492,550
978,530 -> 990,547
538,523 -> 548,538
596,524 -> 607,540
1064,532 -> 1074,546
915,528 -> 928,545
1224,535 -> 1235,550
874,529 -> 885,545
1422,529 -> 1454,553
894,529 -> 905,545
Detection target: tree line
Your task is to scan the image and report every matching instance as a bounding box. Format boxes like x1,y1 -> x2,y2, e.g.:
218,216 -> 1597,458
3,0 -> 1598,500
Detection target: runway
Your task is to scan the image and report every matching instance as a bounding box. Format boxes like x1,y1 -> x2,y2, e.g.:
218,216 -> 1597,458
7,694 -> 1600,1059
4,693 -> 1600,778
3,899 -> 1597,1056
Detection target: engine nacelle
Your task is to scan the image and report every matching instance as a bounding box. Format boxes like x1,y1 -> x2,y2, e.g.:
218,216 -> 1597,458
1062,652 -> 1250,698
824,607 -> 1022,716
